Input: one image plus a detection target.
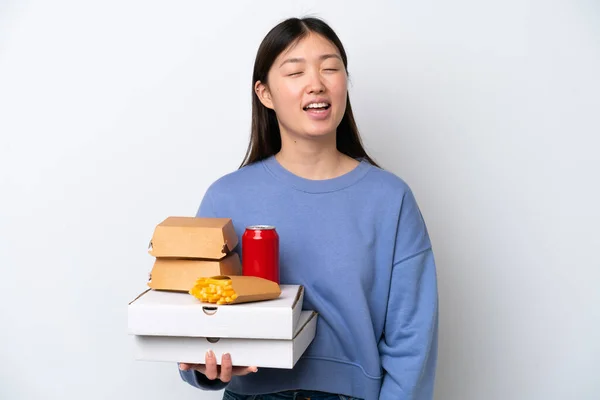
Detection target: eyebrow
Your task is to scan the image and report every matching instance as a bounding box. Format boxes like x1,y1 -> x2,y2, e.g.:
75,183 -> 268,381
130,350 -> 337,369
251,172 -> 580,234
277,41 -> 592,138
279,53 -> 342,68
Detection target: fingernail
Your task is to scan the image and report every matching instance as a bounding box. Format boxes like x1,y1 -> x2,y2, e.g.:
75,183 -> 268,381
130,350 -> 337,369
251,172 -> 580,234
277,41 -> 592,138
223,353 -> 231,361
253,367 -> 259,373
206,350 -> 214,359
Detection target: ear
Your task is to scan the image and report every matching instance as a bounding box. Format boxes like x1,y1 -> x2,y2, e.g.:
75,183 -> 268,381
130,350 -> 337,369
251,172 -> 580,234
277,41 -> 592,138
254,80 -> 274,110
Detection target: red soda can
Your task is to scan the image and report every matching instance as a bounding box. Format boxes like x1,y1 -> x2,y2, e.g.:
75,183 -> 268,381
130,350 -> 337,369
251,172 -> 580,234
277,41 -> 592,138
242,225 -> 280,284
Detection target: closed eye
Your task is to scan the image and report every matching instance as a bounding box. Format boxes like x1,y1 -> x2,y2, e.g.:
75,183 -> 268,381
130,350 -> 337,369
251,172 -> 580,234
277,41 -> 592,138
288,71 -> 303,76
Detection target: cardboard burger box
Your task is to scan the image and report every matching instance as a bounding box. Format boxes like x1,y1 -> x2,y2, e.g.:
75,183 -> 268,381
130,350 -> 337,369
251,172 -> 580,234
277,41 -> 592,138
148,217 -> 238,260
148,255 -> 242,292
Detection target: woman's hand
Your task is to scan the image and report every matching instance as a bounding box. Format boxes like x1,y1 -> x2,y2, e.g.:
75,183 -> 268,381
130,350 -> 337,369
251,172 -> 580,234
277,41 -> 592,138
179,350 -> 258,382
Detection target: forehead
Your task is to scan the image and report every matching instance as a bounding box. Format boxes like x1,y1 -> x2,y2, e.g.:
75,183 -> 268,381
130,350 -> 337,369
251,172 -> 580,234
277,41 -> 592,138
278,32 -> 341,61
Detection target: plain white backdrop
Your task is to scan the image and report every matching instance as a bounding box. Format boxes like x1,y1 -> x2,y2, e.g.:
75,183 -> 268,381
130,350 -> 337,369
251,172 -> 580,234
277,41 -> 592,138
1,1 -> 599,399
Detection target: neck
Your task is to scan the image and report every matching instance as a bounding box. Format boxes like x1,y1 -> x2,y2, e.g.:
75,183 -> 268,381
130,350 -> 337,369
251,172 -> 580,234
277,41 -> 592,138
276,131 -> 355,180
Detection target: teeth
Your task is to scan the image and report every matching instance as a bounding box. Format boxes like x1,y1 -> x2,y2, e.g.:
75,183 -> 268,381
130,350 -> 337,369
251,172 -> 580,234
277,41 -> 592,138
305,102 -> 329,109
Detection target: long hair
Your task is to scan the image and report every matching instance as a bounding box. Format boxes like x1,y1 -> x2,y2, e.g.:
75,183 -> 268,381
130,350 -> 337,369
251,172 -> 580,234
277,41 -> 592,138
239,17 -> 379,168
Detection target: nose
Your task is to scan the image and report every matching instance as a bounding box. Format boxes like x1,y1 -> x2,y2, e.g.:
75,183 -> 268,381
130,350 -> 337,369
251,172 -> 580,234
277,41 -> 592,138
306,70 -> 325,94
307,83 -> 324,94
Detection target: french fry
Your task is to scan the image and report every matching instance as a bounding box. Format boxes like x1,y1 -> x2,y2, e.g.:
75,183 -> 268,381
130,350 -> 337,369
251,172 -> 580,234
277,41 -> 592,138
189,277 -> 239,304
189,275 -> 282,305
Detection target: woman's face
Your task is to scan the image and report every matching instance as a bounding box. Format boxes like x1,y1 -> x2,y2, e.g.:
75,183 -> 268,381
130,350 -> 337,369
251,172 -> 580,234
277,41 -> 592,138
255,33 -> 348,140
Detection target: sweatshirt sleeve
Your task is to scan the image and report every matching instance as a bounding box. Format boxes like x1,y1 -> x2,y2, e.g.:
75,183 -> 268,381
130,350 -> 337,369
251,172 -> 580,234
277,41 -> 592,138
177,188 -> 230,391
378,189 -> 439,400
179,368 -> 229,391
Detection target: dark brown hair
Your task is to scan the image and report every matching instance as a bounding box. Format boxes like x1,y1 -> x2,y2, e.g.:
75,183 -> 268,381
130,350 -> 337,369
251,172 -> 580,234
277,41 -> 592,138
239,17 -> 379,168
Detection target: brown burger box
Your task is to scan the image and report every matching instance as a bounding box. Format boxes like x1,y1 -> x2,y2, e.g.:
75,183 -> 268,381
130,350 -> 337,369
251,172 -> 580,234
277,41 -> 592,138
147,254 -> 242,292
148,217 -> 238,260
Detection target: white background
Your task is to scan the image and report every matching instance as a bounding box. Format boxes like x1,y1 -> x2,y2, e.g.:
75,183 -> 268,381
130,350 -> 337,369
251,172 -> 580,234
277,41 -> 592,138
1,1 -> 599,399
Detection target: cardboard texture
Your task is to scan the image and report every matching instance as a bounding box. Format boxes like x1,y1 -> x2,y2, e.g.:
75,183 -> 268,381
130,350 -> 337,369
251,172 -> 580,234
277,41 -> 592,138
148,217 -> 238,259
189,275 -> 281,305
133,311 -> 318,369
148,254 -> 242,292
128,285 -> 304,340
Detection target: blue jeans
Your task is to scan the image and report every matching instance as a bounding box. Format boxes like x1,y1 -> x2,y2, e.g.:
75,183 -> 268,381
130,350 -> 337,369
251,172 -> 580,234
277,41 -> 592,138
223,389 -> 360,400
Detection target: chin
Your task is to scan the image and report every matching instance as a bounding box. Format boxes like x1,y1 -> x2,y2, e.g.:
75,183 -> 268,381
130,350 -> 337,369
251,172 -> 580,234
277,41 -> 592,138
302,121 -> 339,138
303,129 -> 336,139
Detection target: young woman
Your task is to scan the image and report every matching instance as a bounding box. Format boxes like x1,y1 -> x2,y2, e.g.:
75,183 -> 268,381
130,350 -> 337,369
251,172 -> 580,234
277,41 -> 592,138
178,17 -> 439,400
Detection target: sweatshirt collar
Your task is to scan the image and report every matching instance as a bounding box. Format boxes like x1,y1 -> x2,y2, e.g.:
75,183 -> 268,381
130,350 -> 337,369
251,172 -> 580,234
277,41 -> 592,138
262,155 -> 372,193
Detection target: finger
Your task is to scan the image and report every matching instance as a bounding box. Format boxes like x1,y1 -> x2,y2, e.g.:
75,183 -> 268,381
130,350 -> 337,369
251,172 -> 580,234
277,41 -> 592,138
191,364 -> 207,375
219,353 -> 233,382
204,350 -> 218,380
179,363 -> 207,375
229,365 -> 259,376
231,366 -> 258,375
179,363 -> 191,371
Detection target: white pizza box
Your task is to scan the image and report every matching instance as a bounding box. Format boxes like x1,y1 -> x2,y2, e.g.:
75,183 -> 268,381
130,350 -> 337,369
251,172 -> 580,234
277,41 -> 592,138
128,285 -> 304,340
132,310 -> 317,369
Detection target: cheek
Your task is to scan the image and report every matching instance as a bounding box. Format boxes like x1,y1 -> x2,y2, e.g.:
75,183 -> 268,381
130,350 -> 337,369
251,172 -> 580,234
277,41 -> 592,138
329,78 -> 348,107
327,73 -> 347,92
272,83 -> 303,110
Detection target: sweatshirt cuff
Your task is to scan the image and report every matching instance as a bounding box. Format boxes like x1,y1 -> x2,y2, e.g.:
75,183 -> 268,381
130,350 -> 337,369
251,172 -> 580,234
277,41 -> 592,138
179,367 -> 229,391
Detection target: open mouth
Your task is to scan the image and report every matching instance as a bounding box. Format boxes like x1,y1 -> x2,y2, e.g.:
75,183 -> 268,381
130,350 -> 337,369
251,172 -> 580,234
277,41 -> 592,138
303,102 -> 331,111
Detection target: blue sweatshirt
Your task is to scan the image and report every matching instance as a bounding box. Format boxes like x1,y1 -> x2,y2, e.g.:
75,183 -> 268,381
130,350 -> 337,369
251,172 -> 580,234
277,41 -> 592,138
180,156 -> 439,400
